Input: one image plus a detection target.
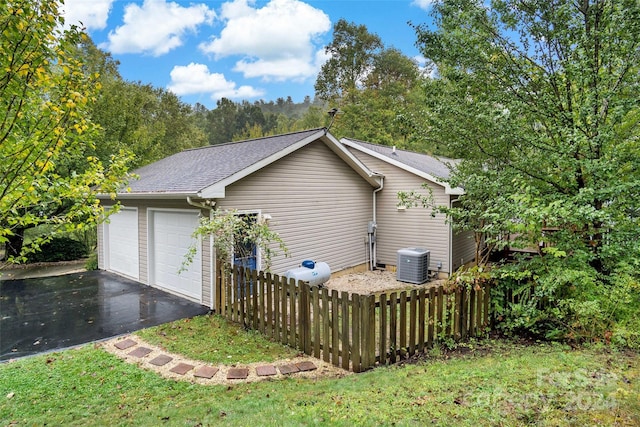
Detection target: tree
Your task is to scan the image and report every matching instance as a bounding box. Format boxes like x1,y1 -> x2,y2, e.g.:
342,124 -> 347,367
0,1 -> 131,263
415,0 -> 640,341
314,19 -> 383,103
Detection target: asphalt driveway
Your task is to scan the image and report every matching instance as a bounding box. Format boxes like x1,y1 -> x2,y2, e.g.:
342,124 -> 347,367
0,270 -> 209,361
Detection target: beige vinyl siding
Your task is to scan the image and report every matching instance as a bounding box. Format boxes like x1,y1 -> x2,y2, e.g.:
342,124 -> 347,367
218,140 -> 374,275
452,229 -> 476,271
347,149 -> 453,274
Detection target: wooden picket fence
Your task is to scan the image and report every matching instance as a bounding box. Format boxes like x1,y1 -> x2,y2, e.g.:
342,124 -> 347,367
215,263 -> 491,372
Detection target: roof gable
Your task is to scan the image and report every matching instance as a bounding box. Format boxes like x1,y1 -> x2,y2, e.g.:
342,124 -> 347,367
115,129 -> 381,199
340,138 -> 464,195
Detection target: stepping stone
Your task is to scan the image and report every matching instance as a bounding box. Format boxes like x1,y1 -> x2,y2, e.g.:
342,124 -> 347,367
149,355 -> 173,366
227,368 -> 249,380
194,366 -> 219,379
114,339 -> 137,350
278,364 -> 300,375
255,365 -> 277,376
296,361 -> 317,372
170,363 -> 195,375
128,347 -> 152,358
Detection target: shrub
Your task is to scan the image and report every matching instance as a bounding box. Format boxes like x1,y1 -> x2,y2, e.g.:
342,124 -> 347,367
26,237 -> 87,263
491,254 -> 640,348
84,252 -> 98,270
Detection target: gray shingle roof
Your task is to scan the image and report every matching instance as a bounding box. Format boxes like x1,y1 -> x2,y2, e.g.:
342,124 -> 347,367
341,138 -> 458,180
125,129 -> 324,195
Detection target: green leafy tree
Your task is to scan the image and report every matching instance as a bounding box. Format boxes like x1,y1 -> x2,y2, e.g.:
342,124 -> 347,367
0,1 -> 131,263
415,0 -> 640,342
314,19 -> 383,103
315,21 -> 427,147
183,210 -> 288,273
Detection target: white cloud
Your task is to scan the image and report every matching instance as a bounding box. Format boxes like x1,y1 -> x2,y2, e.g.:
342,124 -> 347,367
199,0 -> 331,81
412,0 -> 436,11
61,0 -> 115,30
167,63 -> 264,101
104,0 -> 216,56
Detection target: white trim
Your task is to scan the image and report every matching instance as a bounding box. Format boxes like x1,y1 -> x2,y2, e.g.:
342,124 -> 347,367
147,207 -> 203,304
209,212 -> 215,309
103,206 -> 139,280
340,138 -> 465,195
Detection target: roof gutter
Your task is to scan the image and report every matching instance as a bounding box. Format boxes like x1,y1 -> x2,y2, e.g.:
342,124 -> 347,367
97,192 -> 199,200
187,196 -> 216,211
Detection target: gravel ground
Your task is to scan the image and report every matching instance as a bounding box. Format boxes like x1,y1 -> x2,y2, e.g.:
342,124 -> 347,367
323,269 -> 445,295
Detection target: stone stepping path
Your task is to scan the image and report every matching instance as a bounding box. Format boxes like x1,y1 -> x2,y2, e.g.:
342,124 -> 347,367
103,336 -> 348,385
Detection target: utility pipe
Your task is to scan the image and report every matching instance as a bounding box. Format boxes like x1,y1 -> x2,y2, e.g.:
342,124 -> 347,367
371,177 -> 384,269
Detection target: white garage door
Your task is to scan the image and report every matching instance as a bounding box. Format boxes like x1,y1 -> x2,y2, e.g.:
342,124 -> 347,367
150,210 -> 202,301
105,208 -> 139,280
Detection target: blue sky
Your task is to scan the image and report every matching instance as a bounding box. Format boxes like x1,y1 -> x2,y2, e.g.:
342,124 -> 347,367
62,0 -> 436,108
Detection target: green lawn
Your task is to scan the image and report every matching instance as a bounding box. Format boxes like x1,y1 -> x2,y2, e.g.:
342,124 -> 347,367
1,315 -> 638,426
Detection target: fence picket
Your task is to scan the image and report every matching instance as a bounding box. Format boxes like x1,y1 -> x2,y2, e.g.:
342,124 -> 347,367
265,272 -> 273,338
216,265 -> 492,372
288,278 -> 296,347
351,293 -> 361,372
418,288 -> 426,353
321,288 -> 330,363
312,287 -> 320,358
399,291 -> 407,358
379,293 -> 387,364
331,290 -> 339,366
427,287 -> 435,347
409,290 -> 417,356
341,291 -> 350,371
389,291 -> 397,363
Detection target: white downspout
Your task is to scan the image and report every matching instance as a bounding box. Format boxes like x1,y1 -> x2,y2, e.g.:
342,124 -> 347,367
372,177 -> 384,269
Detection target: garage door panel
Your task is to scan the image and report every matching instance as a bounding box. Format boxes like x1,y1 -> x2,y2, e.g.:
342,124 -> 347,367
151,211 -> 201,301
106,208 -> 139,280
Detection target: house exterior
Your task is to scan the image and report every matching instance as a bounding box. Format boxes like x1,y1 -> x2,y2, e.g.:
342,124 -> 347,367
340,138 -> 476,277
98,129 -> 382,308
98,129 -> 476,309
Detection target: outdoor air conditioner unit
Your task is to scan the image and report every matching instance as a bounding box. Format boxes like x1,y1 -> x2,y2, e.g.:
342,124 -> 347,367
397,248 -> 430,284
